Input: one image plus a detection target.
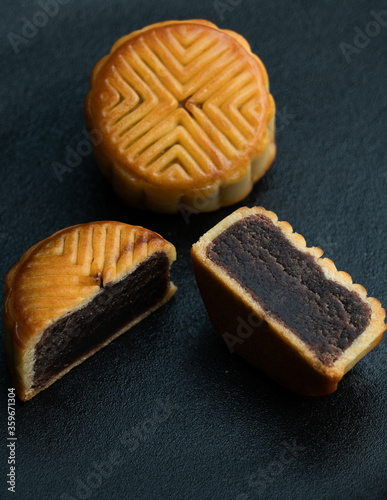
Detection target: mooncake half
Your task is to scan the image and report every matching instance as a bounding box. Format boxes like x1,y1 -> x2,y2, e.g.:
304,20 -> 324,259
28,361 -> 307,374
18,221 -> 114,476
85,19 -> 275,213
3,221 -> 176,401
191,207 -> 386,395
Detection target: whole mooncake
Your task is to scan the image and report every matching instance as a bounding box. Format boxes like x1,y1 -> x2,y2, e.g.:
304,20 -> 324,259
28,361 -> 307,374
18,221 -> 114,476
85,20 -> 276,213
3,221 -> 176,401
191,207 -> 386,395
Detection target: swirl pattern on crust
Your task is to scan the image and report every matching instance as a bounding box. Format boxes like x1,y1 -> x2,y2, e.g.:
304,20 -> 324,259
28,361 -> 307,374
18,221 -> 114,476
85,20 -> 276,212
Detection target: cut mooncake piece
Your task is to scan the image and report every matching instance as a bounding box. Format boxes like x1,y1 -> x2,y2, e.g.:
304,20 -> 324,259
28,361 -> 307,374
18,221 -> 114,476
85,19 -> 275,213
3,221 -> 176,401
191,207 -> 386,395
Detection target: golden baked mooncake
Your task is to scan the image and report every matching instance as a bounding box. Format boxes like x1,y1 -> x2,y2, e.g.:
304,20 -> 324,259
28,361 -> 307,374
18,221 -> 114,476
191,207 -> 386,395
85,20 -> 276,213
3,221 -> 176,401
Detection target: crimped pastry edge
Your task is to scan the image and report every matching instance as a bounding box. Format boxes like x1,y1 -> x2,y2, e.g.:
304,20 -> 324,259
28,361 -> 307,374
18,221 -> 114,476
3,221 -> 177,401
88,126 -> 276,214
84,19 -> 276,213
191,206 -> 386,383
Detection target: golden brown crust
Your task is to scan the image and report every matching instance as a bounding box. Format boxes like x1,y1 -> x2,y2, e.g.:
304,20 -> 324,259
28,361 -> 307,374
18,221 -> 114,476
4,221 -> 176,401
85,20 -> 276,213
10,286 -> 176,402
191,206 -> 386,395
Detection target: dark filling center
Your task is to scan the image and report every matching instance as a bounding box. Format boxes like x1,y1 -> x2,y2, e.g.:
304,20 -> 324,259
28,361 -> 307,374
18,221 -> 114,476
206,215 -> 371,365
33,252 -> 170,388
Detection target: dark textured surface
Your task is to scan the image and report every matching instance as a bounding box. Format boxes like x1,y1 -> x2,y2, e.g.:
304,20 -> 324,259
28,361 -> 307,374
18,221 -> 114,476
207,214 -> 371,365
34,252 -> 170,389
1,1 -> 386,499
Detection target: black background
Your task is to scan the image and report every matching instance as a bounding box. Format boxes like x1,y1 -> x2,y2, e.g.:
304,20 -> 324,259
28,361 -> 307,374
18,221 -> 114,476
1,1 -> 386,499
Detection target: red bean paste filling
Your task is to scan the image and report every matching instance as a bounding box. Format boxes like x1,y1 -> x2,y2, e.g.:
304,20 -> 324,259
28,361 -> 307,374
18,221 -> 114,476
33,252 -> 169,388
206,215 -> 371,365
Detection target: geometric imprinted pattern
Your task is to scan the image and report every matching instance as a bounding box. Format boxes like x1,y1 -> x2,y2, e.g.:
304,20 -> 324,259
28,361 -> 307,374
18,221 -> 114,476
94,22 -> 272,187
8,222 -> 169,331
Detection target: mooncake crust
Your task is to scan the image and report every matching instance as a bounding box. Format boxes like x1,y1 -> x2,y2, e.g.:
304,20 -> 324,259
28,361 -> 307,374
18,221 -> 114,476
85,20 -> 276,213
4,221 -> 176,401
191,207 -> 386,395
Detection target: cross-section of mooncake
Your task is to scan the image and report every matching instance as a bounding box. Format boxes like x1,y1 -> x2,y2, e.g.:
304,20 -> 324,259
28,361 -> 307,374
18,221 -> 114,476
85,19 -> 275,213
191,207 -> 386,395
3,221 -> 176,401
